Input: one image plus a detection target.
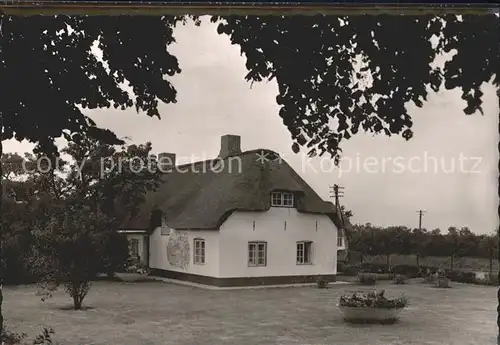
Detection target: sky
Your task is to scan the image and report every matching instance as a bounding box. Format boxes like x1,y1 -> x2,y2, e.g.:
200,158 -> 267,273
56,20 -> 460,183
4,17 -> 499,234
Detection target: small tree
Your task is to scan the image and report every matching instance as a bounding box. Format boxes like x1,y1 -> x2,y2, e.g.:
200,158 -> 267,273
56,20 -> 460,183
340,205 -> 353,221
31,202 -> 108,310
373,226 -> 397,266
446,227 -> 460,271
411,228 -> 429,267
479,232 -> 499,275
457,227 -> 479,258
350,223 -> 373,263
24,138 -> 159,277
393,226 -> 413,256
101,231 -> 131,277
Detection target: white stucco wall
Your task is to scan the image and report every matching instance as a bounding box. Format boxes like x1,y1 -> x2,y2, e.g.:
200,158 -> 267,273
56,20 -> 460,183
149,226 -> 220,277
218,208 -> 338,278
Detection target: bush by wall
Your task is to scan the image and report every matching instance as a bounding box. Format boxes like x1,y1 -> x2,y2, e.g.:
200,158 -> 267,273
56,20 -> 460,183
448,271 -> 477,284
357,273 -> 377,285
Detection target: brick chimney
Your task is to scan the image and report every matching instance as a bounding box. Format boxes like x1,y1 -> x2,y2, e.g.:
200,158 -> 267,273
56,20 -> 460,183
218,134 -> 242,158
157,152 -> 176,172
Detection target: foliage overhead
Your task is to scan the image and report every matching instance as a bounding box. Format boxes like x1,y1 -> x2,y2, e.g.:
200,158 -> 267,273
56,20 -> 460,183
0,14 -> 497,160
23,137 -> 161,228
0,15 -> 184,155
212,14 -> 499,160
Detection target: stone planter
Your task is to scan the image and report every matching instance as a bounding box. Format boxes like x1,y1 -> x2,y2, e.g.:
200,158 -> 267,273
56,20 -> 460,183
338,305 -> 405,323
115,272 -> 150,282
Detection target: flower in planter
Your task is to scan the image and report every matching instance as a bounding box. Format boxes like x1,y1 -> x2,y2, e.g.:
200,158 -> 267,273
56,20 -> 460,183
338,290 -> 408,324
125,262 -> 150,275
339,290 -> 408,309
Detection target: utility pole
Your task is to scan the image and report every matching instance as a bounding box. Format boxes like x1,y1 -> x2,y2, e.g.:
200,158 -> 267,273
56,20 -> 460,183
330,185 -> 350,262
416,210 -> 426,230
329,184 -> 344,205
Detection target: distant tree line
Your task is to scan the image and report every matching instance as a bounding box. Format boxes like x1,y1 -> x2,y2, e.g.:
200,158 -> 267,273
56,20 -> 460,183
347,224 -> 498,273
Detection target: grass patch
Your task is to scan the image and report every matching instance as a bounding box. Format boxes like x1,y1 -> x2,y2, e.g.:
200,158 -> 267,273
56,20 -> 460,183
4,281 -> 496,344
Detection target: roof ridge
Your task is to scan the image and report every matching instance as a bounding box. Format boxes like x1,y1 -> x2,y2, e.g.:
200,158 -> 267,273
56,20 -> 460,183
123,147 -> 354,231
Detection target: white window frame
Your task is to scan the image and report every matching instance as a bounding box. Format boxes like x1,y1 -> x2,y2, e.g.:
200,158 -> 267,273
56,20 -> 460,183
337,228 -> 345,247
270,192 -> 294,207
193,238 -> 205,265
248,241 -> 267,267
271,192 -> 282,206
337,235 -> 343,247
129,238 -> 139,258
282,192 -> 294,207
296,241 -> 313,265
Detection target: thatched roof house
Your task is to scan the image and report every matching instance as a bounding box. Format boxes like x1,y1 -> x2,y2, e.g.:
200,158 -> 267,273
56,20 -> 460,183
121,135 -> 350,287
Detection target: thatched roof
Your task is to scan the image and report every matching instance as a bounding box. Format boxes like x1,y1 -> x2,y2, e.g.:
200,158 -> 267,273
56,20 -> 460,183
121,148 -> 347,231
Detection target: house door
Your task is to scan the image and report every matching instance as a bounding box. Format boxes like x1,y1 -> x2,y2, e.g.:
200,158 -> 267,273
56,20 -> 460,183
129,238 -> 140,261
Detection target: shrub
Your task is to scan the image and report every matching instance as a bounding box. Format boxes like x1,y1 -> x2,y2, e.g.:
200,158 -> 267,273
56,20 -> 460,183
423,274 -> 436,284
480,272 -> 499,286
101,231 -> 130,276
435,270 -> 451,288
374,273 -> 393,280
448,271 -> 476,284
486,273 -> 499,285
421,267 -> 443,284
393,265 -> 420,278
32,327 -> 55,345
359,263 -> 391,274
2,328 -> 27,345
316,279 -> 329,289
339,290 -> 408,309
30,204 -> 111,310
393,274 -> 408,284
419,266 -> 439,278
436,277 -> 451,288
341,264 -> 360,276
2,326 -> 54,345
357,273 -> 377,285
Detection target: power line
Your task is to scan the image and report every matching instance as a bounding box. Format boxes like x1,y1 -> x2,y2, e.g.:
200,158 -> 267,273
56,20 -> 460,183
329,184 -> 344,201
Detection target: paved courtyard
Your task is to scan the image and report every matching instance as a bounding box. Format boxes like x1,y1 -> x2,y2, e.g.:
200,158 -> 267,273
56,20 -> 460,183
4,279 -> 497,345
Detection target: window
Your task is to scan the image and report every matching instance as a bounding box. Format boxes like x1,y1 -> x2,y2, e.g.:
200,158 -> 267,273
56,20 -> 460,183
270,192 -> 294,207
337,228 -> 344,247
271,192 -> 282,206
248,241 -> 267,266
129,239 -> 139,258
194,238 -> 205,264
283,192 -> 294,207
297,241 -> 313,264
337,235 -> 343,247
